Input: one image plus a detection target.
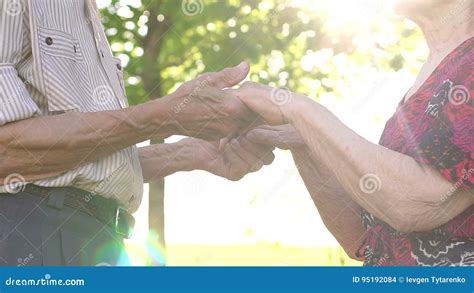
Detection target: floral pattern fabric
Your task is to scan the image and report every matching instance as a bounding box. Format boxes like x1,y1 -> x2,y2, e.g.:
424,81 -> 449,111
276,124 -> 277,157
358,37 -> 474,266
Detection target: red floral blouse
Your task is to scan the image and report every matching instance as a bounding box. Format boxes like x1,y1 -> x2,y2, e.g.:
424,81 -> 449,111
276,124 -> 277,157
357,37 -> 474,266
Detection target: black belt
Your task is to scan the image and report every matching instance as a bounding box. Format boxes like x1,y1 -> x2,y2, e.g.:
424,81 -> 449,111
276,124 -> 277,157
23,184 -> 135,239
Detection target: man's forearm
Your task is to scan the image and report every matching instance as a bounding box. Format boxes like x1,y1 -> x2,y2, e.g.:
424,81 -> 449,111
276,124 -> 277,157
0,62 -> 254,183
0,98 -> 174,181
292,149 -> 366,259
139,139 -> 198,183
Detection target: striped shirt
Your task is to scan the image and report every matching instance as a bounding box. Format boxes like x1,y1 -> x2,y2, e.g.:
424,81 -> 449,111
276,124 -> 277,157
0,0 -> 143,212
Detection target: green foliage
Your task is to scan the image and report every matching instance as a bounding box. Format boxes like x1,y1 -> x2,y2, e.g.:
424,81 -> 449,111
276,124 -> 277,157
100,0 -> 426,105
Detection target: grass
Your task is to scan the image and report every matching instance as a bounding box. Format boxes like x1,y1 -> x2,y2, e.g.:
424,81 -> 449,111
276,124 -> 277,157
126,241 -> 362,266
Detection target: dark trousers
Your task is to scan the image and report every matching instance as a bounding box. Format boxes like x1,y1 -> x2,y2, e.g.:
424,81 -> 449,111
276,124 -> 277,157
0,190 -> 129,266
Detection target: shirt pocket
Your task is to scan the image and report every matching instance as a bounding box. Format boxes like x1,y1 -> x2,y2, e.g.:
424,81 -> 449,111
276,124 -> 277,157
112,57 -> 129,108
38,26 -> 92,112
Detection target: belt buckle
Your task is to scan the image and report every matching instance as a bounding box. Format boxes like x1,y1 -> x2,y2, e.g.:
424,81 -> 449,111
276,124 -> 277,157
115,207 -> 135,239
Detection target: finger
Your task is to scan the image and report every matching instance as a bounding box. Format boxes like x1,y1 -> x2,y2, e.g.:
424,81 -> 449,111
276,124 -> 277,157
238,137 -> 276,166
223,142 -> 250,180
233,138 -> 274,169
245,128 -> 280,146
228,139 -> 263,172
203,62 -> 250,89
262,151 -> 275,165
238,136 -> 275,162
227,81 -> 267,95
245,128 -> 294,150
227,85 -> 287,126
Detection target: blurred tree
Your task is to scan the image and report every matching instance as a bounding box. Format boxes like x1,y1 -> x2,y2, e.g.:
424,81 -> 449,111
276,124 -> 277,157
99,0 -> 425,265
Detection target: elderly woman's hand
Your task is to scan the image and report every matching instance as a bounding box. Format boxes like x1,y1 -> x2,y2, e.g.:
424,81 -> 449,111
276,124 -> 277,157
228,82 -> 303,125
245,124 -> 306,151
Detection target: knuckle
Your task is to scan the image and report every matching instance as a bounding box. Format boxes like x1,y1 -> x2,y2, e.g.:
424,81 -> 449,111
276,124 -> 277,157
199,72 -> 213,80
223,100 -> 241,116
208,70 -> 232,86
199,73 -> 215,84
223,70 -> 238,83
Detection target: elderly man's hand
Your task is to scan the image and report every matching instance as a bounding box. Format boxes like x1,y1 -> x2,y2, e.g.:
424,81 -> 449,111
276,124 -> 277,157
189,137 -> 275,181
162,62 -> 261,140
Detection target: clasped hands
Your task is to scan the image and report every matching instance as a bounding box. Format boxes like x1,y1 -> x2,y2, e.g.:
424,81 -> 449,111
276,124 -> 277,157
163,61 -> 306,181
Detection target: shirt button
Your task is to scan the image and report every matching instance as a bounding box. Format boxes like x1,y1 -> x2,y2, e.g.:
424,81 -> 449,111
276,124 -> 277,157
45,37 -> 53,45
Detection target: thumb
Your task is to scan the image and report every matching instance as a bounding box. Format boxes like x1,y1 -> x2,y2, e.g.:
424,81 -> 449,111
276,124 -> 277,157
207,61 -> 250,89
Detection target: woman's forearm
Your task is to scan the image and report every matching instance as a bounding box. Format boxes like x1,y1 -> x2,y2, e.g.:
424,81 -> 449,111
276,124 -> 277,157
287,96 -> 472,232
292,149 -> 366,259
